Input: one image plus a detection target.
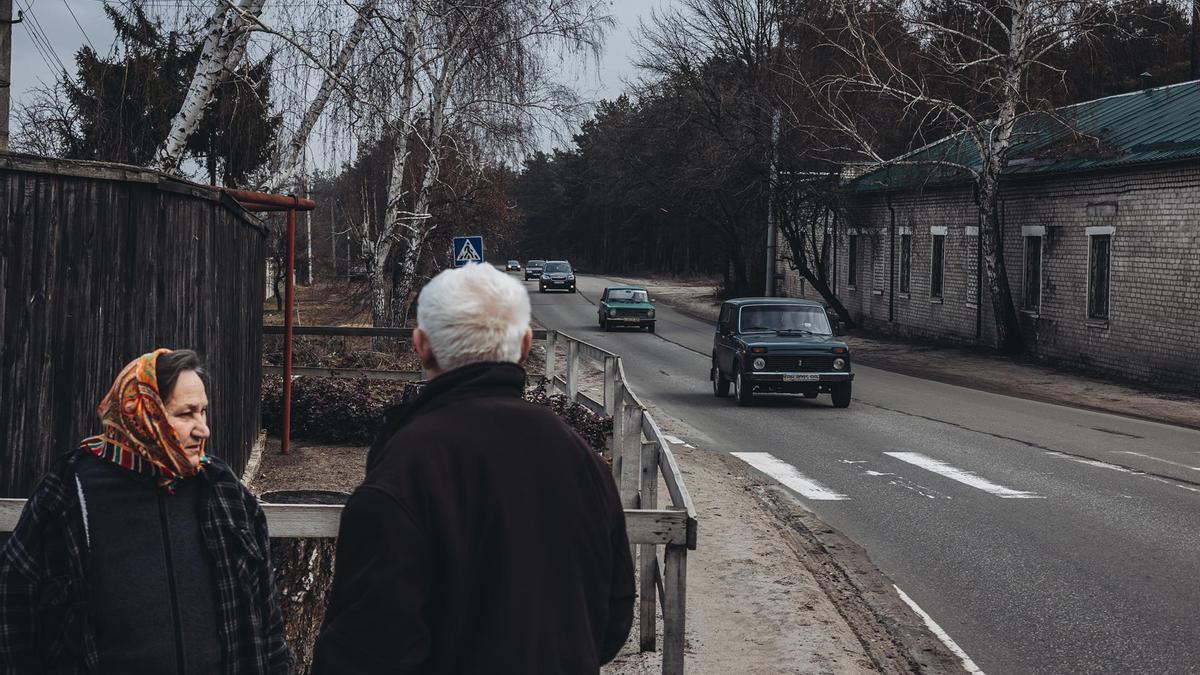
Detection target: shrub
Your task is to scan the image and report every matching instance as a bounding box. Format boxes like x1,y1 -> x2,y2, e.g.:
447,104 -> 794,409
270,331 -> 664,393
523,383 -> 613,452
261,375 -> 423,445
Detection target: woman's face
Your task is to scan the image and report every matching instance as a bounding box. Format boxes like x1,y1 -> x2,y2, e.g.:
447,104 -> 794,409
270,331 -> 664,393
164,370 -> 210,469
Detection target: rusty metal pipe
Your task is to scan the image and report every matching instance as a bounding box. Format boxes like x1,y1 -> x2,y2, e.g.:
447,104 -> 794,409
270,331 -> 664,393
281,200 -> 298,455
221,187 -> 316,211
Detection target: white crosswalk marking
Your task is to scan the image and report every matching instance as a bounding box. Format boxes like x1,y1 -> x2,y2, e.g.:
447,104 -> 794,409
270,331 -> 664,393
884,452 -> 1043,499
732,452 -> 849,501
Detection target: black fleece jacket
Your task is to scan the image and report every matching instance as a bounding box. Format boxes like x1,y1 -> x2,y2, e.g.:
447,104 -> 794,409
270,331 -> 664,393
312,362 -> 635,674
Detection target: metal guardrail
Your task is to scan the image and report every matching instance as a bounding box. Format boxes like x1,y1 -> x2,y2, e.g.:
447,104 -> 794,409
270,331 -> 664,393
543,330 -> 698,673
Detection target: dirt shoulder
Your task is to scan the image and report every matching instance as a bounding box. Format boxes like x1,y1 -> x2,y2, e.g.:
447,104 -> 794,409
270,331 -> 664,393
607,274 -> 1200,432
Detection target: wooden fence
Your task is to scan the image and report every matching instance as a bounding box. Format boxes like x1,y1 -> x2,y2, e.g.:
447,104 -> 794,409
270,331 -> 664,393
0,153 -> 269,497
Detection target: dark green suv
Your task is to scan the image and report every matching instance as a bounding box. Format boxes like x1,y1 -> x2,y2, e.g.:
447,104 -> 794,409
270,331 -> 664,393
711,298 -> 853,408
598,285 -> 656,332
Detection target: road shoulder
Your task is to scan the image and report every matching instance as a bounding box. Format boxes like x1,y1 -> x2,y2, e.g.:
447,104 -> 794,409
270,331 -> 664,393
604,438 -> 966,675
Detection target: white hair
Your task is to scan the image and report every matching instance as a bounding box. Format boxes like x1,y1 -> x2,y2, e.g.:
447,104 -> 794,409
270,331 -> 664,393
416,262 -> 532,372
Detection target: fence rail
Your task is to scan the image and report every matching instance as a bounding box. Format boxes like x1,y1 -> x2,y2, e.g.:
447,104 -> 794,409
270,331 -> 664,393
264,324 -> 548,340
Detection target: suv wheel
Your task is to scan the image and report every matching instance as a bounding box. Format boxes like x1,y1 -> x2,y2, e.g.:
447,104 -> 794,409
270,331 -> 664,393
539,284 -> 546,293
646,322 -> 655,333
831,382 -> 852,409
712,358 -> 730,398
734,364 -> 754,406
600,317 -> 608,331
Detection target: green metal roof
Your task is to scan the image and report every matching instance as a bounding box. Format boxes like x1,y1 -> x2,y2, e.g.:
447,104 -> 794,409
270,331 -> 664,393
847,79 -> 1200,192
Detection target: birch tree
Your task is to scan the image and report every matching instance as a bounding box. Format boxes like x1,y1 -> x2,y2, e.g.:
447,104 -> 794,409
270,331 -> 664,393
798,0 -> 1141,352
261,0 -> 381,193
154,0 -> 267,173
381,0 -> 608,325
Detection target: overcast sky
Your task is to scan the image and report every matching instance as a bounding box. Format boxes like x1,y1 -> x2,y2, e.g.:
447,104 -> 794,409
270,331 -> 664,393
10,0 -> 675,156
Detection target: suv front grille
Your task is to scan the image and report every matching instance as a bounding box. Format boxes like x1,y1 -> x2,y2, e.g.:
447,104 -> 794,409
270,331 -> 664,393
762,355 -> 836,372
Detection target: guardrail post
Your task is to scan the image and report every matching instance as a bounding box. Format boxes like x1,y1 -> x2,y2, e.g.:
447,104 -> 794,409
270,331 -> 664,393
610,374 -> 626,485
566,340 -> 580,400
663,545 -> 687,675
544,330 -> 558,389
603,356 -> 616,415
620,398 -> 642,510
639,440 -> 660,651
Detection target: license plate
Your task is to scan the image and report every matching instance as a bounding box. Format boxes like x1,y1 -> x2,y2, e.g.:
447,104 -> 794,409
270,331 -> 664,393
783,373 -> 819,382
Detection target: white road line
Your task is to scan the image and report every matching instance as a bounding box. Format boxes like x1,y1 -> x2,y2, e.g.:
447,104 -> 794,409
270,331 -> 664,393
731,452 -> 849,501
1044,451 -> 1134,473
894,585 -> 985,675
1113,451 -> 1200,472
884,452 -> 1043,499
662,434 -> 685,445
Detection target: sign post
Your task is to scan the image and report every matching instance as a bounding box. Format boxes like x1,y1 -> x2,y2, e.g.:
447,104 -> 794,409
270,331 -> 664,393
452,236 -> 484,267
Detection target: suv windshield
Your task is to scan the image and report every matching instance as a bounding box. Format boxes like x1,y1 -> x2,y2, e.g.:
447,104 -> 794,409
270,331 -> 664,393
738,305 -> 832,335
608,289 -> 648,303
527,260 -> 544,267
543,262 -> 571,274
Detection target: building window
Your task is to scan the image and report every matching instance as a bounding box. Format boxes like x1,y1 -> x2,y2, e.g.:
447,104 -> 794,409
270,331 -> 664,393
899,233 -> 912,295
930,232 -> 945,301
873,236 -> 885,293
1023,235 -> 1042,312
847,235 -> 858,289
1088,234 -> 1111,320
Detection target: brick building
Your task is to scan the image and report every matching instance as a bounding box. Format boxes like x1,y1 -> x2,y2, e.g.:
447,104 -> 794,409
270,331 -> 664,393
779,80 -> 1200,390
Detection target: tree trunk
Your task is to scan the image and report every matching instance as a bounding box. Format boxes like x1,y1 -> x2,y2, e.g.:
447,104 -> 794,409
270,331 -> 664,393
272,538 -> 336,674
262,0 -> 378,193
802,270 -> 854,329
155,0 -> 265,173
980,203 -> 1022,353
390,47 -> 455,325
368,257 -> 390,327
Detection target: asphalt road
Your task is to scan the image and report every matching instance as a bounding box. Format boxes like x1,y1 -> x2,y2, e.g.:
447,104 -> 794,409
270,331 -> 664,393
529,273 -> 1200,675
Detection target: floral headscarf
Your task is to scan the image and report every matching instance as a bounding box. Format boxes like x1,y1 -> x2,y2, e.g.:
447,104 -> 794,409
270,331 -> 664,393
81,349 -> 208,493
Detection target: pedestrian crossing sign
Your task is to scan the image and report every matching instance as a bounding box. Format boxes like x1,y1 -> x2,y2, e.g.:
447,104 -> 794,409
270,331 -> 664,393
452,236 -> 484,267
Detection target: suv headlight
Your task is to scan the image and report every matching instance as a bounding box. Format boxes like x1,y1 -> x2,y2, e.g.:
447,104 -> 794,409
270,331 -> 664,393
608,308 -> 616,316
752,357 -> 766,370
541,274 -> 550,280
567,274 -> 575,280
648,309 -> 655,318
833,358 -> 846,370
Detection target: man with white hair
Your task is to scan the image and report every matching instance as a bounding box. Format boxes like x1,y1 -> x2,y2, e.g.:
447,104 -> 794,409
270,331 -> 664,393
312,263 -> 635,674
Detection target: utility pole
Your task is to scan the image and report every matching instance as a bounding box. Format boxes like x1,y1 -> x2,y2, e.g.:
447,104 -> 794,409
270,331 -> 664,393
764,109 -> 780,297
763,10 -> 782,297
0,0 -> 16,152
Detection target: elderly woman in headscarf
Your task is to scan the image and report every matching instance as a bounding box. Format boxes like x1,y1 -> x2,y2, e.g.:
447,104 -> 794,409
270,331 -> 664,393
0,349 -> 293,674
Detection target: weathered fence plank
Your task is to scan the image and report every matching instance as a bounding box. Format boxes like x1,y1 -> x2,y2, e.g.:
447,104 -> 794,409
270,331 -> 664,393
0,156 -> 267,497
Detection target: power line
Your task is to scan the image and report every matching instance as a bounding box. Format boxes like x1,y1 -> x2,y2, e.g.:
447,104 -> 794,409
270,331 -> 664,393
61,0 -> 97,52
14,0 -> 69,75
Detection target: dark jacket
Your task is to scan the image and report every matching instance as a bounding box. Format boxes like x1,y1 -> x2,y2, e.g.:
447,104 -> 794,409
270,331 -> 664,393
312,362 -> 635,674
0,448 -> 293,675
